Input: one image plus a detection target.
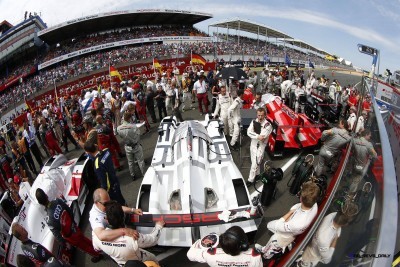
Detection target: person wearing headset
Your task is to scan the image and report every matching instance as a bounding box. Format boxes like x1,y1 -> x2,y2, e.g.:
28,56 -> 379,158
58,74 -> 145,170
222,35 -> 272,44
187,226 -> 262,267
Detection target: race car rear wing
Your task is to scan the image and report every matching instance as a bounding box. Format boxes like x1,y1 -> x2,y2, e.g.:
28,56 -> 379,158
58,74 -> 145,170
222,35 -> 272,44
127,207 -> 263,228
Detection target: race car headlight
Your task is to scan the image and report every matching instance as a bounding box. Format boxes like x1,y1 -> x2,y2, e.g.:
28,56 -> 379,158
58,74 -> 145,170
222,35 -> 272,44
169,189 -> 182,211
205,187 -> 219,209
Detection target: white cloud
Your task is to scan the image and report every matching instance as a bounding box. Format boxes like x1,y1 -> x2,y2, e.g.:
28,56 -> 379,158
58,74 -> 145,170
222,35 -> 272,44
189,3 -> 399,53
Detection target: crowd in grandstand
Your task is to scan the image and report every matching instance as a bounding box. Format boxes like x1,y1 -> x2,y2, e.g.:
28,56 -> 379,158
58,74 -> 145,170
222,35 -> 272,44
0,25 -> 349,121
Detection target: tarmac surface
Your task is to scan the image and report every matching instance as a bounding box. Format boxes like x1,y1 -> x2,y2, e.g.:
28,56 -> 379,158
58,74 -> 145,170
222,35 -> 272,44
58,69 -> 363,267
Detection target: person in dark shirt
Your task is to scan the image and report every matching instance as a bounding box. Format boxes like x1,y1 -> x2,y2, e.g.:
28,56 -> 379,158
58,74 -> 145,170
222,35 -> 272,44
12,223 -> 55,265
83,141 -> 126,205
57,111 -> 79,153
146,86 -> 157,123
35,189 -> 102,263
17,254 -> 70,267
154,85 -> 167,121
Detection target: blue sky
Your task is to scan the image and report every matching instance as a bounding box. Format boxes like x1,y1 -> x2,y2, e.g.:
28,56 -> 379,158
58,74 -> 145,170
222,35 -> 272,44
1,0 -> 399,73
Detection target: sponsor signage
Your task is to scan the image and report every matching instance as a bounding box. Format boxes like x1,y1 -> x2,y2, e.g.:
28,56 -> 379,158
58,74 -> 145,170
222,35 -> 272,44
358,44 -> 378,56
38,36 -> 212,70
38,9 -> 212,36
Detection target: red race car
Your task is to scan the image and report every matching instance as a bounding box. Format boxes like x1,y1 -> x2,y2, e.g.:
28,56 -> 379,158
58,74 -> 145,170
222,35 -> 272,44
262,94 -> 322,157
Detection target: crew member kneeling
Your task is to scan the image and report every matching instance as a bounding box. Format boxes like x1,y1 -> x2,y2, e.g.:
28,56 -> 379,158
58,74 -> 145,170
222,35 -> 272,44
187,226 -> 262,267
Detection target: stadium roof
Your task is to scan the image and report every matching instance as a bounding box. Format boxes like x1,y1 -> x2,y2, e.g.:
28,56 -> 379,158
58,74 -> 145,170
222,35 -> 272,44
278,38 -> 331,56
38,9 -> 212,44
209,18 -> 293,39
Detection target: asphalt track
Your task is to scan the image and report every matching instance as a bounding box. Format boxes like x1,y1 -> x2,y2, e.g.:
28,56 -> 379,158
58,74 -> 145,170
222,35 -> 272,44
66,69 -> 363,267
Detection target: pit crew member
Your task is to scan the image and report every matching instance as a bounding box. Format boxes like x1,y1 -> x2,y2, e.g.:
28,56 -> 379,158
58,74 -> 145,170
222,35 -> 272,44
11,223 -> 57,265
247,108 -> 272,185
92,201 -> 165,265
83,141 -> 126,205
187,225 -> 262,267
228,89 -> 244,151
297,212 -> 350,266
90,188 -> 141,242
117,112 -> 144,180
212,85 -> 232,136
255,182 -> 319,259
314,119 -> 351,176
35,189 -> 102,263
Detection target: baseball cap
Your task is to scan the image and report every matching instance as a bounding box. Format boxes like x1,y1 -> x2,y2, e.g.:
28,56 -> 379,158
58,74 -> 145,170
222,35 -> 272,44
248,84 -> 254,89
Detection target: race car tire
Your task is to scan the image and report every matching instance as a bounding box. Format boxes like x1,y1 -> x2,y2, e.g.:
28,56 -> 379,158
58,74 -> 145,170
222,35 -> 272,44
71,200 -> 81,225
138,190 -> 150,212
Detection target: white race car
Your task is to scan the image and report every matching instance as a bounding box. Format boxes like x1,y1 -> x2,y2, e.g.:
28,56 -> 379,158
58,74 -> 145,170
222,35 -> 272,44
5,153 -> 93,266
131,116 -> 262,247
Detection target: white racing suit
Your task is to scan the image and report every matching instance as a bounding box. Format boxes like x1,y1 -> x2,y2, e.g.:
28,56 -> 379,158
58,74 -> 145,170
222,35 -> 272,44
187,239 -> 263,267
314,127 -> 351,176
299,212 -> 340,266
247,119 -> 272,182
280,80 -> 293,100
117,120 -> 144,178
258,203 -> 318,259
93,224 -> 163,265
295,86 -> 306,113
347,112 -> 357,132
212,94 -> 232,136
228,97 -> 243,146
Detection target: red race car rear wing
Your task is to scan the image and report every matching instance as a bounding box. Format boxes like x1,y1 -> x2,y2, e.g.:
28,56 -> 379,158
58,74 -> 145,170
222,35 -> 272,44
128,207 -> 263,228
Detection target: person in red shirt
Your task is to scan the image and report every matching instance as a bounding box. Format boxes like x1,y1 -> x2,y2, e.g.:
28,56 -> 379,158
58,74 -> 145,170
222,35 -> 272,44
362,95 -> 372,113
242,84 -> 255,109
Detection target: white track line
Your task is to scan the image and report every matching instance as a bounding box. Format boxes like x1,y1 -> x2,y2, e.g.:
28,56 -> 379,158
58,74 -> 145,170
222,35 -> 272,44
250,154 -> 300,199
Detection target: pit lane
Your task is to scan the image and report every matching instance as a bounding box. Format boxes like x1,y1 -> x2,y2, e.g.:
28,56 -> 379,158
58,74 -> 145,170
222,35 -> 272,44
69,69 -> 362,266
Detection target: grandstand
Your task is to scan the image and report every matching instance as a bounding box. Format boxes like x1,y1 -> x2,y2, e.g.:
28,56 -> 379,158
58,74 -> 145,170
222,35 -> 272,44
0,9 -> 351,124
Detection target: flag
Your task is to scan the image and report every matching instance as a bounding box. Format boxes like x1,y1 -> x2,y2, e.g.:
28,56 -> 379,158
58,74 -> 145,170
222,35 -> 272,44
24,97 -> 32,112
263,54 -> 270,63
285,54 -> 291,66
308,59 -> 315,69
191,53 -> 206,65
153,58 -> 162,70
110,65 -> 122,82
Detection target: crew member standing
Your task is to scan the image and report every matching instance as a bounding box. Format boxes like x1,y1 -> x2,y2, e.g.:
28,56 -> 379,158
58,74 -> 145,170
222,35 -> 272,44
212,86 -> 232,136
117,112 -> 145,181
35,189 -> 102,263
83,141 -> 126,205
39,118 -> 62,156
314,119 -> 351,176
228,89 -> 244,151
247,108 -> 272,185
298,212 -> 350,266
193,75 -> 208,116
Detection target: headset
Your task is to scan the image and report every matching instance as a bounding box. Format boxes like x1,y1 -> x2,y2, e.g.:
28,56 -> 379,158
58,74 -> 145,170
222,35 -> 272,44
223,231 -> 249,251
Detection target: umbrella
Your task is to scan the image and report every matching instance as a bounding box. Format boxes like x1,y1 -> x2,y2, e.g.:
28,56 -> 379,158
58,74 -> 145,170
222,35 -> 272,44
216,67 -> 248,80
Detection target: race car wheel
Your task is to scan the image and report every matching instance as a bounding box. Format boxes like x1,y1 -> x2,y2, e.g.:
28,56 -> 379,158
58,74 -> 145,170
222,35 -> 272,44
71,200 -> 81,225
138,190 -> 150,212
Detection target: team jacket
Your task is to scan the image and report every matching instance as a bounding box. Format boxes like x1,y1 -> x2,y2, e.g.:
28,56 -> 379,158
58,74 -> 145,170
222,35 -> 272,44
45,198 -> 76,244
94,148 -> 119,191
21,239 -> 54,265
187,239 -> 262,267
